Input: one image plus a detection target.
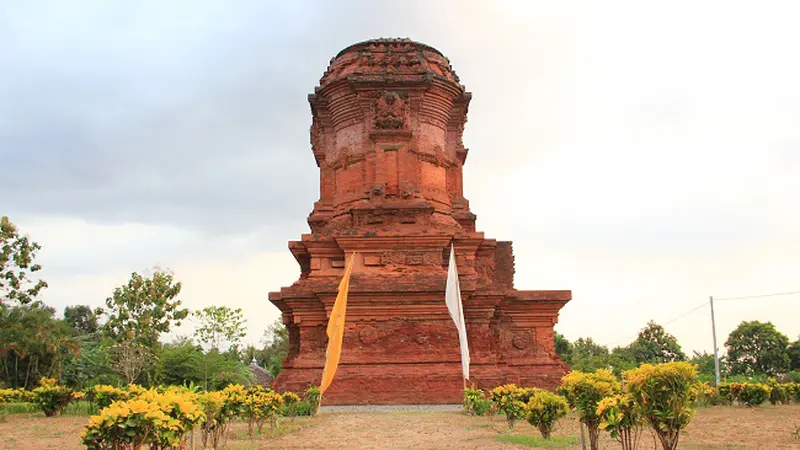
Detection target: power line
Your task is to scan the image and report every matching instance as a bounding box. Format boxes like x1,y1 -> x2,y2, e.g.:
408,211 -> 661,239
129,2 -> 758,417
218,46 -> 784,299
589,289 -> 799,349
714,290 -> 800,301
608,300 -> 708,348
662,301 -> 709,327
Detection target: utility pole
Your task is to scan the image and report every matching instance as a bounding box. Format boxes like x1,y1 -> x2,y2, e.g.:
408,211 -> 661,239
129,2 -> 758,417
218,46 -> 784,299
710,296 -> 721,385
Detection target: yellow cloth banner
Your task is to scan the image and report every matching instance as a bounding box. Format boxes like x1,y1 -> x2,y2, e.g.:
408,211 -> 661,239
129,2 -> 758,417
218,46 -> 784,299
319,253 -> 356,395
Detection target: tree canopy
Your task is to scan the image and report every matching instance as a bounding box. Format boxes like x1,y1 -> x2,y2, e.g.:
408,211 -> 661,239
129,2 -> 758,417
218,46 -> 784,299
1,216 -> 48,306
193,305 -> 247,351
725,320 -> 790,376
629,320 -> 686,364
102,269 -> 188,348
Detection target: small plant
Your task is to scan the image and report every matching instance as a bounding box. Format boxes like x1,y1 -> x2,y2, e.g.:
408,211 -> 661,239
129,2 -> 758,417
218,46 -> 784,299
624,362 -> 698,450
490,384 -> 527,428
558,369 -> 620,450
32,377 -> 74,417
293,400 -> 316,416
463,387 -> 492,416
525,389 -> 568,439
597,394 -> 642,450
304,386 -> 320,415
281,391 -> 301,418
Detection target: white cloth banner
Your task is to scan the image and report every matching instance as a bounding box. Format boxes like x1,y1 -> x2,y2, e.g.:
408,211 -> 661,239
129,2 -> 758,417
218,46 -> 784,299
445,244 -> 470,380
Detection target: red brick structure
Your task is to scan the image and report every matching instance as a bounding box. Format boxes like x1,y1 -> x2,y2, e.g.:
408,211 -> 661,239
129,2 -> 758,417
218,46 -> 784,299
269,39 -> 571,404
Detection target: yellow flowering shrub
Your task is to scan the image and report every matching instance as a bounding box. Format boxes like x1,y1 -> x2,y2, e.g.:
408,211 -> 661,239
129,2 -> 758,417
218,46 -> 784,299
691,381 -> 721,406
195,383 -> 252,448
92,385 -> 129,409
32,377 -> 74,417
198,391 -> 233,449
737,383 -> 772,407
490,384 -> 527,428
597,394 -> 642,450
525,389 -> 568,439
624,362 -> 698,450
558,369 -> 620,450
81,389 -> 204,450
243,386 -> 284,437
281,391 -> 302,417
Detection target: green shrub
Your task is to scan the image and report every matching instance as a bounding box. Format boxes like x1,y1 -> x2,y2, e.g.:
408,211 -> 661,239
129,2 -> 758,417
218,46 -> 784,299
490,384 -> 527,428
525,389 -> 568,439
768,381 -> 791,405
717,383 -> 735,405
32,377 -> 75,417
304,386 -> 320,414
280,391 -> 301,417
292,400 -> 316,416
463,387 -> 493,416
737,383 -> 771,407
558,369 -> 620,450
624,362 -> 698,450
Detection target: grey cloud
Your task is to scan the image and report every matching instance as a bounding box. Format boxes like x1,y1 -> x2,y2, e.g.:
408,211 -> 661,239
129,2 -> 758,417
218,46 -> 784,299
1,1 -> 366,237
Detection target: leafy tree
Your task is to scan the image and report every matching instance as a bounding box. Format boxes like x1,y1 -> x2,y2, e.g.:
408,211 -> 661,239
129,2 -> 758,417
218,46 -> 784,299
554,331 -> 573,364
102,269 -> 188,348
156,337 -> 251,390
788,337 -> 800,371
0,304 -> 77,388
108,340 -> 154,384
628,320 -> 685,364
689,350 -> 727,379
0,216 -> 48,306
261,319 -> 289,376
156,338 -> 204,387
64,305 -> 100,335
193,305 -> 247,352
725,321 -> 790,376
571,338 -> 610,372
61,338 -> 119,389
607,346 -> 638,377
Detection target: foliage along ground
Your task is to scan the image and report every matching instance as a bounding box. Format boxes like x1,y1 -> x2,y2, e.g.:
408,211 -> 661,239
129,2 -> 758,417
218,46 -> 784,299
1,404 -> 799,449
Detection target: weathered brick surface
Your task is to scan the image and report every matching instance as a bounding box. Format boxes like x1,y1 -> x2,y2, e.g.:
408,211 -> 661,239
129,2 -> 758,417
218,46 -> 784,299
270,39 -> 571,404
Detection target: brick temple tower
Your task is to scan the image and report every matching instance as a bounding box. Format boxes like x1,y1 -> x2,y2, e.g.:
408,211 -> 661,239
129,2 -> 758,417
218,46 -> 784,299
269,38 -> 571,404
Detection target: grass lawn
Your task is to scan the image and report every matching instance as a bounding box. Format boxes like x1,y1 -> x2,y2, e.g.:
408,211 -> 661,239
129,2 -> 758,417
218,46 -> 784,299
1,404 -> 798,449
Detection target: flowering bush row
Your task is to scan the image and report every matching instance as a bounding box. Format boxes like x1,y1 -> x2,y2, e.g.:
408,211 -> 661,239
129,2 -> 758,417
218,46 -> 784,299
80,384 -> 319,450
465,362 -> 702,450
716,380 -> 799,406
0,387 -> 35,403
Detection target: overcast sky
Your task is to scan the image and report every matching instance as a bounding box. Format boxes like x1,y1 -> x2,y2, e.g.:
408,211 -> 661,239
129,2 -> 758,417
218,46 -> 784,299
2,0 -> 798,354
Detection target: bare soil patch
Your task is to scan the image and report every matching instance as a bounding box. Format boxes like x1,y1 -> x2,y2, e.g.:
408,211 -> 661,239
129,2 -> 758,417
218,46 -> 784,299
1,405 -> 798,449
